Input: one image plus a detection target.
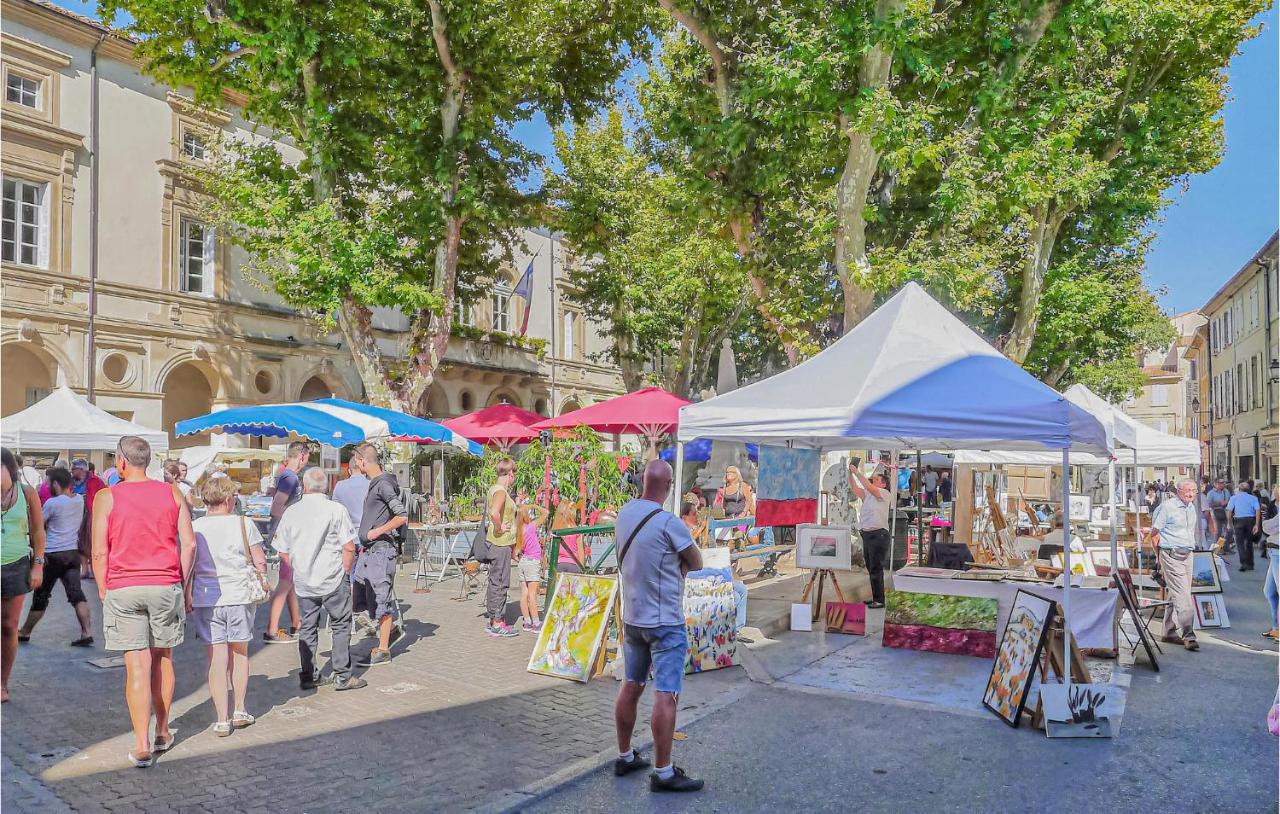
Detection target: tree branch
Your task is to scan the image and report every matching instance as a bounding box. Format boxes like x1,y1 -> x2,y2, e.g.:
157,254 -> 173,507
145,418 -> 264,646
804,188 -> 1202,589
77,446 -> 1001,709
427,0 -> 461,83
210,45 -> 259,72
657,0 -> 732,116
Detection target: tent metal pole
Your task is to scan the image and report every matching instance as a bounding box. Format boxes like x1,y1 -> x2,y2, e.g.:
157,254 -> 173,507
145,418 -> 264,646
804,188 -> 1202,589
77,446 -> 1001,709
888,450 -> 897,574
672,441 -> 684,513
916,449 -> 924,565
1062,446 -> 1072,688
1108,458 -> 1118,574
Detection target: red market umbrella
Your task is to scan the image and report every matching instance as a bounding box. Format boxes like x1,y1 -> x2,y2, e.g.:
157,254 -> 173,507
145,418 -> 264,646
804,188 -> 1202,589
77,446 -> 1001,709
531,387 -> 691,454
443,403 -> 543,451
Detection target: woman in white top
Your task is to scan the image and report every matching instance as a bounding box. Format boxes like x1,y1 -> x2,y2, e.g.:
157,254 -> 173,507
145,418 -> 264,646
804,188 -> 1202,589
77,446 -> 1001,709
190,477 -> 267,736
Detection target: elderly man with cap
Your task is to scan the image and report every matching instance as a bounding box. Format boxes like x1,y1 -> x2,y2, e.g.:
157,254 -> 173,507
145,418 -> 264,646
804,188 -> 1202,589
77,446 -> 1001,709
1146,478 -> 1202,652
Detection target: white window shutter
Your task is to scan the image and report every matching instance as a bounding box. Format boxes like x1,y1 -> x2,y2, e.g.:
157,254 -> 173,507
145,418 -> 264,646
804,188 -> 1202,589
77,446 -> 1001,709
37,182 -> 50,269
202,225 -> 216,295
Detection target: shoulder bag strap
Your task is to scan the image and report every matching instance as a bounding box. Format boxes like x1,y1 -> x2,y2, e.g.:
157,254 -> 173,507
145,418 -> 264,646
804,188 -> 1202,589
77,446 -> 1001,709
239,515 -> 257,566
617,508 -> 663,567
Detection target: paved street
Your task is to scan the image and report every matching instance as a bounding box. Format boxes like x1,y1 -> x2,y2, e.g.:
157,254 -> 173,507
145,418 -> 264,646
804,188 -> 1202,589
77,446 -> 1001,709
3,551 -> 1276,813
0,566 -> 749,813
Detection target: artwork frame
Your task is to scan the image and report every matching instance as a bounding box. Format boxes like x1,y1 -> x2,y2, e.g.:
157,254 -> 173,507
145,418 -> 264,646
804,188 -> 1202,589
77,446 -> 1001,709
1067,494 -> 1092,522
983,589 -> 1057,727
1112,569 -> 1159,672
1040,682 -> 1115,738
1193,594 -> 1230,629
796,524 -> 853,571
824,601 -> 866,635
1085,546 -> 1129,577
684,580 -> 740,673
1190,551 -> 1224,594
527,573 -> 618,683
1051,552 -> 1094,578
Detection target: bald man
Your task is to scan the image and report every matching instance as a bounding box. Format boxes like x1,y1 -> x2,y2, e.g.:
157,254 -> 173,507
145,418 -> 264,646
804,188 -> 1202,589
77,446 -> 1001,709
613,460 -> 704,793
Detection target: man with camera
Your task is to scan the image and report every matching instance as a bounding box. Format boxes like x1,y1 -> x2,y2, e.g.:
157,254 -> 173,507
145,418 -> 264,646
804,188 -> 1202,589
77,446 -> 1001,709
350,443 -> 406,667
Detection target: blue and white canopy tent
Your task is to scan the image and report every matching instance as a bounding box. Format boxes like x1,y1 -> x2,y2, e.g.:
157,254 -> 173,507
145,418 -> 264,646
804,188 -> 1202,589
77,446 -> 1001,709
659,437 -> 759,465
677,282 -> 1115,689
176,397 -> 481,454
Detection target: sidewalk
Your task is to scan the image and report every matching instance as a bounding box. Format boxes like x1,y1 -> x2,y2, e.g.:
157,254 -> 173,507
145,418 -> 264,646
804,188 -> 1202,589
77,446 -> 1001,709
1,566 -> 750,813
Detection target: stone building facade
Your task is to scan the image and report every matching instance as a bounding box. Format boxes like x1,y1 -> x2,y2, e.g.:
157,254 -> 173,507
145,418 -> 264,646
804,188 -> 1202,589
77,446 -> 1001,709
0,0 -> 623,449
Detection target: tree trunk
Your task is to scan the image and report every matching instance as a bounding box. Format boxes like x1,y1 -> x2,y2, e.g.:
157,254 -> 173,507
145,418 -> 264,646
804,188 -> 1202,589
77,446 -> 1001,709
1005,203 -> 1067,364
729,217 -> 801,365
833,0 -> 903,334
336,300 -> 404,409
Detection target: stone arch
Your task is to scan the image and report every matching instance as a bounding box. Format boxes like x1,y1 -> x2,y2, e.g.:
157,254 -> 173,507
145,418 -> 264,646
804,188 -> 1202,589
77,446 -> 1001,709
533,397 -> 549,417
486,388 -> 522,409
559,398 -> 581,415
1,342 -> 57,416
154,353 -> 222,401
161,361 -> 215,449
458,389 -> 476,413
418,385 -> 451,419
298,375 -> 335,402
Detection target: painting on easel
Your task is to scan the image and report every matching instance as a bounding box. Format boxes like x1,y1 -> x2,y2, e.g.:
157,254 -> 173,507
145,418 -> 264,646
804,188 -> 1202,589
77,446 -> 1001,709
527,574 -> 618,683
983,590 -> 1056,727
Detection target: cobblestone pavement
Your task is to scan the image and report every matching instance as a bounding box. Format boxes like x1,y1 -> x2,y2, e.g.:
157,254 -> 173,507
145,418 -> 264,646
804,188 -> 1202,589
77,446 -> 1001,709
1,565 -> 749,813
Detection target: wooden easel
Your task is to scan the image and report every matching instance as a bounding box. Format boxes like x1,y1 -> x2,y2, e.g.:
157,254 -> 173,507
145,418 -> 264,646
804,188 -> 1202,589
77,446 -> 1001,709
801,569 -> 848,622
1030,618 -> 1091,729
593,594 -> 623,679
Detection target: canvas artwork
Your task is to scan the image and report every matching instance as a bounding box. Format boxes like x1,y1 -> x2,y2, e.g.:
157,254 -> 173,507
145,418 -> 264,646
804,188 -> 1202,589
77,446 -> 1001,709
757,445 -> 820,526
527,574 -> 618,682
791,603 -> 813,631
1193,594 -> 1230,629
1067,494 -> 1092,523
1190,551 -> 1224,594
825,601 -> 867,635
796,524 -> 853,571
684,581 -> 740,673
1050,552 -> 1094,577
1085,547 -> 1129,577
983,590 -> 1057,727
882,591 -> 999,657
1040,682 -> 1115,738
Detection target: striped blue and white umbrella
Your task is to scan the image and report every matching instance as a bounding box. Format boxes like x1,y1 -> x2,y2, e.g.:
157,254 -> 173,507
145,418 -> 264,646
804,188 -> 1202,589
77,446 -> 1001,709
176,397 -> 481,454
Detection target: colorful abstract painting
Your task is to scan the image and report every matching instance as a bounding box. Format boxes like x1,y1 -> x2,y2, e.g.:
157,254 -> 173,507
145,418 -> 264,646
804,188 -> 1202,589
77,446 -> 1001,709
683,581 -> 739,673
882,591 -> 998,657
983,590 -> 1056,727
527,574 -> 618,683
757,445 -> 820,526
825,601 -> 866,635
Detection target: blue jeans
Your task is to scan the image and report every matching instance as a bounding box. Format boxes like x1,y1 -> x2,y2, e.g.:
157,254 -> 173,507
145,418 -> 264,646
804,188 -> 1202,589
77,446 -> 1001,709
732,581 -> 748,631
1266,550 -> 1280,626
623,624 -> 688,694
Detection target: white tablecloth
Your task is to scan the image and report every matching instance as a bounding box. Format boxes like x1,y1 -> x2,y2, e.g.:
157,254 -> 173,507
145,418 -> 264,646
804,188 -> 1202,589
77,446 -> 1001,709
892,573 -> 1119,649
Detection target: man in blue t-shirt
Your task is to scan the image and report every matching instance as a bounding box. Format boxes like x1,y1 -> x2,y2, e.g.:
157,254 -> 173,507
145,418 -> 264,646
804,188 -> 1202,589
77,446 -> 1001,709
264,441 -> 309,643
613,460 -> 704,794
1227,481 -> 1261,571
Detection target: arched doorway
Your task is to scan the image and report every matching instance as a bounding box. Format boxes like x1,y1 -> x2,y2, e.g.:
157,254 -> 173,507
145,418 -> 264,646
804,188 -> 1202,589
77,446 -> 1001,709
1,344 -> 55,417
299,375 -> 333,402
487,389 -> 522,409
162,362 -> 214,449
559,399 -> 581,415
533,398 -> 548,417
419,385 -> 451,419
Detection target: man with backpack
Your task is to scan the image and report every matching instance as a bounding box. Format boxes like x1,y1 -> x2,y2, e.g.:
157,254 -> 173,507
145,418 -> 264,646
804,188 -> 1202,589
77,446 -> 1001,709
351,443 -> 406,667
612,460 -> 704,794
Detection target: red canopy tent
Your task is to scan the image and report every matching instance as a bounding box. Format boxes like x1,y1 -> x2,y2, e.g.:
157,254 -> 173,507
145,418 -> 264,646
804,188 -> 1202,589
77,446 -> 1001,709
530,386 -> 690,457
442,403 -> 543,451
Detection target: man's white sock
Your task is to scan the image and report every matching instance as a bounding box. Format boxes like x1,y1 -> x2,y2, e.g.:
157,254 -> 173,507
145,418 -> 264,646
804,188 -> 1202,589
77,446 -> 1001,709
656,764 -> 674,780
618,749 -> 635,762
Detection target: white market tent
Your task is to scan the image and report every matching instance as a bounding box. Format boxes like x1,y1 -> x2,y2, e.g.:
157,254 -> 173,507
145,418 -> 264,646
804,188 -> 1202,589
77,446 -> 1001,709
677,282 -> 1116,689
0,386 -> 169,453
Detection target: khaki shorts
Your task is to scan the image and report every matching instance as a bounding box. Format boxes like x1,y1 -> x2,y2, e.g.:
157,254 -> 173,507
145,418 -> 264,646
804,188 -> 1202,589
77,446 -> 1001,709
517,556 -> 543,584
103,584 -> 185,651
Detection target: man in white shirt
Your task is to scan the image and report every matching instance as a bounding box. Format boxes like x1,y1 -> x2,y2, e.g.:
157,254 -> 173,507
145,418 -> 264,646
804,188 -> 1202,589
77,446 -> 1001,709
18,467 -> 94,646
274,468 -> 366,692
850,463 -> 892,609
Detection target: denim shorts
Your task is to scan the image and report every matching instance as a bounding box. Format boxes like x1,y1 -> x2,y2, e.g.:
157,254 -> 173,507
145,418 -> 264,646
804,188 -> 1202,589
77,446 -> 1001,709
623,623 -> 688,694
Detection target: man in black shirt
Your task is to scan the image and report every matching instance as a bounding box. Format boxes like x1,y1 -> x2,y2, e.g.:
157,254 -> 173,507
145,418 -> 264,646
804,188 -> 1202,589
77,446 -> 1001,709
351,443 -> 406,667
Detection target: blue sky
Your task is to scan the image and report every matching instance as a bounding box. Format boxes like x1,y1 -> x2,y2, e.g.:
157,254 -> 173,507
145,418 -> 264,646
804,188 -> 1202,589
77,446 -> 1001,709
59,0 -> 1277,315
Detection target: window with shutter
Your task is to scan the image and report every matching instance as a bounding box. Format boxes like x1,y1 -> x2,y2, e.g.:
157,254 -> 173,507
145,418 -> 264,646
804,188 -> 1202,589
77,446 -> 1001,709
179,217 -> 215,295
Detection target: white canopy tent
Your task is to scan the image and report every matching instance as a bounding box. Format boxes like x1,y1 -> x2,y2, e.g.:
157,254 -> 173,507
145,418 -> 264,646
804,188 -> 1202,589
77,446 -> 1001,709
178,446 -> 285,487
0,386 -> 169,453
677,283 -> 1115,688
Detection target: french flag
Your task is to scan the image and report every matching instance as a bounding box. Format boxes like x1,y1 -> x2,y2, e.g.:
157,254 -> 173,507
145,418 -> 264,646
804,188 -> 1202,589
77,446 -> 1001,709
513,259 -> 534,336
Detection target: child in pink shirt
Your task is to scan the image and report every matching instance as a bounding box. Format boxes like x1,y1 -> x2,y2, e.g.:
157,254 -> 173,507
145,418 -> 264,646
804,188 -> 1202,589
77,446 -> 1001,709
515,503 -> 548,632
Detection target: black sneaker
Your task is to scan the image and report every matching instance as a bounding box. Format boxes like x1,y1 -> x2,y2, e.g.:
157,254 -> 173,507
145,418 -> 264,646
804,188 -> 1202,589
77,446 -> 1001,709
334,676 -> 368,691
867,601 -> 886,609
358,649 -> 392,667
300,674 -> 333,690
614,750 -> 651,776
650,766 -> 704,793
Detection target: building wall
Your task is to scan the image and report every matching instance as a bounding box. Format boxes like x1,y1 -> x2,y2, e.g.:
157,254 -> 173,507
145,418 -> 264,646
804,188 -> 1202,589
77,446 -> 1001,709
1122,311 -> 1205,442
0,0 -> 623,451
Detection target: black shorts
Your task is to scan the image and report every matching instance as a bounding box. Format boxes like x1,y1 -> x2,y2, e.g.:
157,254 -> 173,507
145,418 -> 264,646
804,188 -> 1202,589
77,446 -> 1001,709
30,550 -> 86,611
1,556 -> 31,599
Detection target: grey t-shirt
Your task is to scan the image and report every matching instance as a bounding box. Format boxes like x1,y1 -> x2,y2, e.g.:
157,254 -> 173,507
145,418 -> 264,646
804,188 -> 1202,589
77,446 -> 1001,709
617,499 -> 694,628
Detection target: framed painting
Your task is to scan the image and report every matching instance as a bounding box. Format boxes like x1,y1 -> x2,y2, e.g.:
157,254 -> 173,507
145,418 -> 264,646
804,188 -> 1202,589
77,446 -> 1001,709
1040,682 -> 1115,738
1050,552 -> 1094,578
1067,494 -> 1092,523
1085,547 -> 1129,577
1113,569 -> 1159,672
983,590 -> 1057,727
684,581 -> 740,673
824,601 -> 866,635
527,573 -> 618,682
883,591 -> 998,657
796,524 -> 853,571
1190,551 -> 1223,594
1193,594 -> 1230,629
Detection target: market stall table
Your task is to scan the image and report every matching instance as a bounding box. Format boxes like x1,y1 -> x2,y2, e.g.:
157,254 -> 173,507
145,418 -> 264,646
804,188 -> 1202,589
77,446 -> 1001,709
410,521 -> 480,586
892,568 -> 1120,650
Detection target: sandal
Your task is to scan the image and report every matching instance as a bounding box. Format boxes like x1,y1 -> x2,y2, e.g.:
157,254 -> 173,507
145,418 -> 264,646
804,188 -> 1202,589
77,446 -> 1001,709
128,751 -> 153,768
16,634 -> 29,643
212,722 -> 232,738
70,636 -> 94,647
1263,629 -> 1278,640
153,733 -> 176,753
231,711 -> 255,729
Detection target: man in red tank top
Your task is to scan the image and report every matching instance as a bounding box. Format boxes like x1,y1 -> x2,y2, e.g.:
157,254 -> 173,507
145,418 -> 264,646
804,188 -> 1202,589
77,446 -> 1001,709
91,436 -> 197,769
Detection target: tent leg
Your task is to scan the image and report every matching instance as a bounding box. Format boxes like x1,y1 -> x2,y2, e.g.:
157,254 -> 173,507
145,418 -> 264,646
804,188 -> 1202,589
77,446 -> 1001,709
916,449 -> 925,565
672,442 -> 684,513
1108,458 -> 1117,573
1061,447 -> 1072,689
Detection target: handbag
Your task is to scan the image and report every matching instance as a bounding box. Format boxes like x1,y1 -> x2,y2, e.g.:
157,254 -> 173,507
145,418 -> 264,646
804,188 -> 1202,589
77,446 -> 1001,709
470,514 -> 493,564
239,516 -> 271,604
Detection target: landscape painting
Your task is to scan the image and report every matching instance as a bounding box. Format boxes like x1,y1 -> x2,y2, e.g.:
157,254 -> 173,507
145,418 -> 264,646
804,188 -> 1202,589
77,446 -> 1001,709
882,591 -> 998,657
1190,551 -> 1223,594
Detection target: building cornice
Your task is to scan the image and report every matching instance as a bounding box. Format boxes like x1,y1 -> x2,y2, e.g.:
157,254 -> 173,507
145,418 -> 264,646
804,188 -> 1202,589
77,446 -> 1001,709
1202,231 -> 1279,314
0,112 -> 84,150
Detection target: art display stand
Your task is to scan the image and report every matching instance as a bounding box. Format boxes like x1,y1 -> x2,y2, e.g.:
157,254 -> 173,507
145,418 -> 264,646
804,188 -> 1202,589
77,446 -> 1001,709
801,568 -> 848,622
1029,620 -> 1090,730
598,595 -> 623,679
